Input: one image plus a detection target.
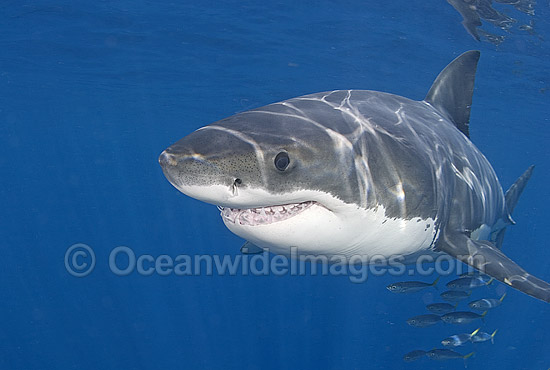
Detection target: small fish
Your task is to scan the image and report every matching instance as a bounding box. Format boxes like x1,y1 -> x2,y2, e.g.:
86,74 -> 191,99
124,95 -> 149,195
441,311 -> 487,324
441,328 -> 480,347
387,276 -> 440,293
403,349 -> 427,362
440,290 -> 471,303
471,329 -> 498,344
406,314 -> 442,328
469,293 -> 506,310
446,276 -> 493,290
427,302 -> 457,314
427,349 -> 475,361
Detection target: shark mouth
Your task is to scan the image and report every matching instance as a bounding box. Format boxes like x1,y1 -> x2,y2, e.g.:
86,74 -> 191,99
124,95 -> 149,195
219,201 -> 316,226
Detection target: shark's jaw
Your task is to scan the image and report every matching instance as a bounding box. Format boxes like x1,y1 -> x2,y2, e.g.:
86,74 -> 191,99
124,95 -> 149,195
171,183 -> 438,261
218,201 -> 317,226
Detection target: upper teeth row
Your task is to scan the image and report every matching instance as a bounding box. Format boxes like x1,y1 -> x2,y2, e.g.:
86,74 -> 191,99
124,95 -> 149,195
218,201 -> 314,226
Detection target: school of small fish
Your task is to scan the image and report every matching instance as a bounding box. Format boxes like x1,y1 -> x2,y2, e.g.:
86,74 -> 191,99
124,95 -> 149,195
387,271 -> 504,364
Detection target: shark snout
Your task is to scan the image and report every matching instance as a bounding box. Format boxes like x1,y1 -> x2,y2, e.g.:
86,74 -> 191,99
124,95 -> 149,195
158,150 -> 179,170
159,126 -> 265,191
158,144 -> 257,205
158,147 -> 224,189
158,149 -> 185,190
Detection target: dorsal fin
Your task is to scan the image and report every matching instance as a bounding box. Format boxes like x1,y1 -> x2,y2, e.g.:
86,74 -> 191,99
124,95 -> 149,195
425,50 -> 480,138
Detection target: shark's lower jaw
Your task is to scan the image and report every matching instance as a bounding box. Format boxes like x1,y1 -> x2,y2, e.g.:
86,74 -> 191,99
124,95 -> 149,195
165,184 -> 437,259
219,201 -> 316,226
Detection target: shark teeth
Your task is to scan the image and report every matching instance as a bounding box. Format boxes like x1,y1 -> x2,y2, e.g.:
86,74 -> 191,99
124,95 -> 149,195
219,201 -> 316,226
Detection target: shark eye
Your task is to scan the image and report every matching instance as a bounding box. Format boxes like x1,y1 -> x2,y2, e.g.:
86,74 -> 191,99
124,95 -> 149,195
274,152 -> 290,171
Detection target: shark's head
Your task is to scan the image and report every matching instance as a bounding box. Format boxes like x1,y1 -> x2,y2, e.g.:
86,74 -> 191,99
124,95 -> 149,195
159,98 -> 372,257
159,92 -> 438,259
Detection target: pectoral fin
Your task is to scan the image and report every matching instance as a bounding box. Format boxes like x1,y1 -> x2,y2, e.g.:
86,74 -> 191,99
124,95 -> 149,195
437,232 -> 550,303
240,241 -> 264,254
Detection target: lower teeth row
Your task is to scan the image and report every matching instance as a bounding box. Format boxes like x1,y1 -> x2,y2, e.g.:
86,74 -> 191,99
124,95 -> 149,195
219,201 -> 314,226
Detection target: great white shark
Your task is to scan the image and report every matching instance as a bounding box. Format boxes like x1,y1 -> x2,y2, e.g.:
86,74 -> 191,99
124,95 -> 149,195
159,51 -> 550,303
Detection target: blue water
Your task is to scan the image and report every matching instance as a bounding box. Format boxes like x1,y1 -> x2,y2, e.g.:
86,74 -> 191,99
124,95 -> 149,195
2,1 -> 549,369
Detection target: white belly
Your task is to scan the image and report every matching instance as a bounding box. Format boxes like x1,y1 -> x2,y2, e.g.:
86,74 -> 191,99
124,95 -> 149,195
224,201 -> 439,264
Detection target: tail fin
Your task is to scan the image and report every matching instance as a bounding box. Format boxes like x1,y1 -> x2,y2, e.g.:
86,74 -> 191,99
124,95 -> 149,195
490,329 -> 498,344
495,166 -> 535,249
505,166 -> 535,214
463,351 -> 475,367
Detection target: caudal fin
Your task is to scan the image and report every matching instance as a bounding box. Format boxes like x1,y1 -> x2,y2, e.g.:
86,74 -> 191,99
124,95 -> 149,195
490,329 -> 498,344
463,351 -> 475,368
481,311 -> 488,322
505,166 -> 535,214
495,166 -> 535,249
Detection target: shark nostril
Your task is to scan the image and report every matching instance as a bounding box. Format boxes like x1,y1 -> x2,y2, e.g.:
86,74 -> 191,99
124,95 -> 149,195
234,178 -> 242,185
